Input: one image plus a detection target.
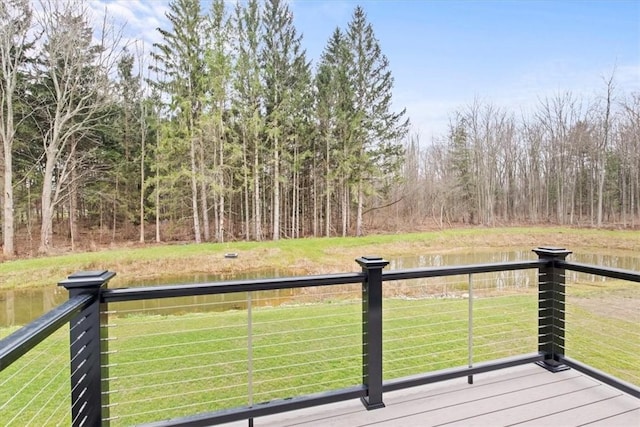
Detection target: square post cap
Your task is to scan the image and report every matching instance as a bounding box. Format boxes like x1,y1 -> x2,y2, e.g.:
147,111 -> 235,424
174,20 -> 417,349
356,256 -> 390,269
58,270 -> 116,289
533,247 -> 572,258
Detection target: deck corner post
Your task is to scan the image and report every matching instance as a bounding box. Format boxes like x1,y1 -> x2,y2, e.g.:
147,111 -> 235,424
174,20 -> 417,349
59,270 -> 116,427
533,247 -> 571,373
356,256 -> 389,410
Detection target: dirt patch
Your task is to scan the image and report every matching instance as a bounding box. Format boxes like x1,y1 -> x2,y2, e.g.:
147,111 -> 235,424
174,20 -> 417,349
570,289 -> 640,323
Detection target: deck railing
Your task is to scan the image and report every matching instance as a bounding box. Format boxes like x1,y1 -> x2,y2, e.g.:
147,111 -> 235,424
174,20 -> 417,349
0,247 -> 638,426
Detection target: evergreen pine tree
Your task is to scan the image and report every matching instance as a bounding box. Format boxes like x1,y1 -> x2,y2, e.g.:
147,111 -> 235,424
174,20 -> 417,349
346,6 -> 409,236
152,0 -> 206,243
202,0 -> 233,242
114,50 -> 143,229
448,115 -> 477,223
260,0 -> 307,240
232,0 -> 264,240
315,28 -> 354,236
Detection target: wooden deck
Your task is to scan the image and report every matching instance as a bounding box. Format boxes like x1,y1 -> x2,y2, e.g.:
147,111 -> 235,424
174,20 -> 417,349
223,364 -> 639,427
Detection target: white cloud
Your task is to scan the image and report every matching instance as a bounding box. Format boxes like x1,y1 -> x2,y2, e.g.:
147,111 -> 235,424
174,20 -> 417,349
88,0 -> 170,49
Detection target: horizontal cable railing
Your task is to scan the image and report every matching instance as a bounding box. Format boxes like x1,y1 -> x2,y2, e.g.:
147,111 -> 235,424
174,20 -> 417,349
380,263 -> 543,394
103,284 -> 362,425
0,294 -> 93,370
103,259 -> 547,426
2,249 -> 638,426
0,325 -> 71,426
101,273 -> 369,426
559,261 -> 640,397
0,294 -> 93,426
381,271 -> 539,381
103,292 -> 250,424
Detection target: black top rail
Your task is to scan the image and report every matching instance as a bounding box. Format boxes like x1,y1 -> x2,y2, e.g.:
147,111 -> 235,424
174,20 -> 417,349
559,260 -> 640,283
0,294 -> 94,371
103,260 -> 547,303
103,272 -> 365,303
383,260 -> 545,281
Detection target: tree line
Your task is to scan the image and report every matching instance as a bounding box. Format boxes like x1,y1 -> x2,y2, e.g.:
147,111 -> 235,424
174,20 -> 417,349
0,0 -> 637,257
397,89 -> 639,229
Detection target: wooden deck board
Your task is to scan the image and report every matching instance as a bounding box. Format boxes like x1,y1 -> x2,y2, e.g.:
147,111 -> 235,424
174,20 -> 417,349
584,408 -> 640,426
517,395 -> 640,426
221,364 -> 640,427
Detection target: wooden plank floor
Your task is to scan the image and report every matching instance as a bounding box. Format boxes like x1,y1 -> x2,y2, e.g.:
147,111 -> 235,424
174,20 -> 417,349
222,364 -> 639,427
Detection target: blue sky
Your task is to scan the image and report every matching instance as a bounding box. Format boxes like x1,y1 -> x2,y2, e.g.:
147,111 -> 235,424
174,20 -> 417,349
91,0 -> 640,142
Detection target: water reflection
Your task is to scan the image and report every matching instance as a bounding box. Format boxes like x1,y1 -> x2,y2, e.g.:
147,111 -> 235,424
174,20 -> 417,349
110,288 -> 297,318
1,287 -> 68,329
393,251 -> 640,271
2,251 -> 638,329
0,270 -> 285,329
389,250 -> 536,269
390,251 -> 640,286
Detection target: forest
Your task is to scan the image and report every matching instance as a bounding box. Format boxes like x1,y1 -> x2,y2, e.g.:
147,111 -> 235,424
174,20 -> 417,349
0,0 -> 638,257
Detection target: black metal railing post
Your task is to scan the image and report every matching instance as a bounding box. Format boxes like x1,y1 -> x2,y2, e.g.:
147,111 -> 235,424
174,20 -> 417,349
356,256 -> 389,410
533,247 -> 571,372
59,270 -> 116,427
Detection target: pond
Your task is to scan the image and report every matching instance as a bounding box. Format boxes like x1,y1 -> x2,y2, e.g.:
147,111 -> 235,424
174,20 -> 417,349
0,269 -> 288,329
2,250 -> 638,330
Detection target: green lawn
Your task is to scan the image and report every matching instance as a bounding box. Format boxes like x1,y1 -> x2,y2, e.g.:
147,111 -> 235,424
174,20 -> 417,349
565,279 -> 640,384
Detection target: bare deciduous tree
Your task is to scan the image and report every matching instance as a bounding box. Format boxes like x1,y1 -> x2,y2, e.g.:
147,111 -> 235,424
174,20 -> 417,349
36,0 -> 119,253
595,71 -> 615,227
0,0 -> 35,256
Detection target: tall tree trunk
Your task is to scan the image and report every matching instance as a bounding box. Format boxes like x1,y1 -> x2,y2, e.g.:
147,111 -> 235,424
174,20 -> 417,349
0,0 -> 33,257
356,179 -> 363,236
39,155 -> 57,253
621,172 -> 627,227
69,149 -> 78,251
139,117 -> 146,243
341,177 -> 348,237
3,132 -> 13,256
312,152 -> 318,237
190,134 -> 202,243
597,78 -> 613,227
272,134 -> 280,240
597,165 -> 606,227
199,139 -> 210,241
112,176 -> 118,242
292,144 -> 299,238
253,135 -> 262,241
325,144 -> 331,237
589,169 -> 595,225
242,132 -> 250,241
218,161 -> 225,243
155,127 -> 161,243
632,169 -> 637,227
